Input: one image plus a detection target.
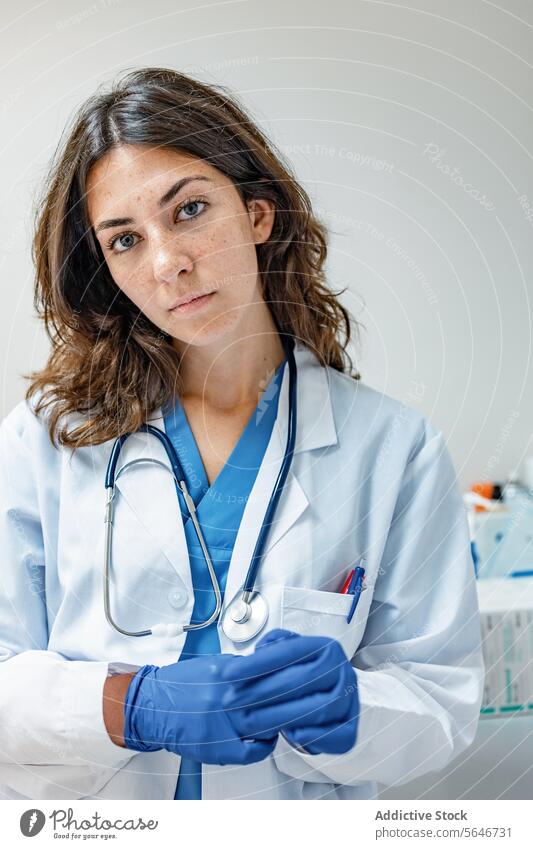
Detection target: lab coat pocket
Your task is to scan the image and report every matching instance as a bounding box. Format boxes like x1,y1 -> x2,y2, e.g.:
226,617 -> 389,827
281,585 -> 369,660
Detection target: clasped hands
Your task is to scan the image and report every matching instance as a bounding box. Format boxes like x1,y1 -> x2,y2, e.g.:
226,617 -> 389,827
123,628 -> 359,765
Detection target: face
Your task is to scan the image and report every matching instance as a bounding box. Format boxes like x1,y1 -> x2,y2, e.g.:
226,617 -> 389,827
86,144 -> 275,351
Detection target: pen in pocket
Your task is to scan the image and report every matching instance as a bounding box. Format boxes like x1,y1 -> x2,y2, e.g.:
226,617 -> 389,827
340,561 -> 365,593
345,565 -> 365,623
340,569 -> 355,594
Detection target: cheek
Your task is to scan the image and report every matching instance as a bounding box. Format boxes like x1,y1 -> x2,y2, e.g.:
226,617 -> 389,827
109,265 -> 159,314
199,217 -> 258,283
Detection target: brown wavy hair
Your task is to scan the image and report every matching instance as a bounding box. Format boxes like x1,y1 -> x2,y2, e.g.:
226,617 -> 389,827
25,66 -> 361,448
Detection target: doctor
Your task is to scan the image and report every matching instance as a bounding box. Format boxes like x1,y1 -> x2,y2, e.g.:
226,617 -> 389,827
0,67 -> 484,801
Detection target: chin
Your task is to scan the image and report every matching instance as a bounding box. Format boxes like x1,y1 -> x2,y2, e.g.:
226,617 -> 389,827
170,311 -> 242,350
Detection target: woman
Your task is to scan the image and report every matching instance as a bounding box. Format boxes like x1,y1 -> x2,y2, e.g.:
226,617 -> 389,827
0,67 -> 484,801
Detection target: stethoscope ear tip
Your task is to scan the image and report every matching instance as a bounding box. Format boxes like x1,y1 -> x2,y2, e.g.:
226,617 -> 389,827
150,623 -> 185,638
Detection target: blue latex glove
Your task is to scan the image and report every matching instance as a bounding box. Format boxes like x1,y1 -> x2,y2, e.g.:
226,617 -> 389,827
123,654 -> 278,765
220,629 -> 360,755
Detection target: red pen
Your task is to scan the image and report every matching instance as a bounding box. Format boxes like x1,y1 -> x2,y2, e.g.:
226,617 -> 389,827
340,569 -> 355,594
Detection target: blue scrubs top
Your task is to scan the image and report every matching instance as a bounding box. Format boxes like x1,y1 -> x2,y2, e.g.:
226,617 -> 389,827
162,357 -> 287,800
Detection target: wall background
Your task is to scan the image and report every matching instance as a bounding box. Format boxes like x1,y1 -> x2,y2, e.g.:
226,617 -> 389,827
1,0 -> 532,491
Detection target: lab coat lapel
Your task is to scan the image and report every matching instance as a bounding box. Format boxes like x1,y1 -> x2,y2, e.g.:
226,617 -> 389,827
222,341 -> 338,607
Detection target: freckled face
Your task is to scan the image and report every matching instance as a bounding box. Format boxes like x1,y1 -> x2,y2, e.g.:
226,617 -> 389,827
86,144 -> 274,349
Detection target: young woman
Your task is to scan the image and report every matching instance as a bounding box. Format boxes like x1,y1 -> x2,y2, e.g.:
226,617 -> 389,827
0,67 -> 484,801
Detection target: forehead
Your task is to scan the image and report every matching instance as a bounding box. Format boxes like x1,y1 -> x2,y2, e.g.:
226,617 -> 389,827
86,144 -> 227,220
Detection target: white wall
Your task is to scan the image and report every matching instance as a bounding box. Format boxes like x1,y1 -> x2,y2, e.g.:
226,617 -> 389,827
1,0 -> 532,492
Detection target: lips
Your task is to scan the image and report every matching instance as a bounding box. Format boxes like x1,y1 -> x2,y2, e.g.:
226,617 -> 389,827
169,293 -> 203,310
170,291 -> 214,310
169,290 -> 216,315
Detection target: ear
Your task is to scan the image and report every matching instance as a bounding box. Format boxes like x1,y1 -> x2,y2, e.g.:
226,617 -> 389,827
247,196 -> 276,245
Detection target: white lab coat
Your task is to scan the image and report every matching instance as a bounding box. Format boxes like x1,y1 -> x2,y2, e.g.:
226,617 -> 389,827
0,340 -> 484,800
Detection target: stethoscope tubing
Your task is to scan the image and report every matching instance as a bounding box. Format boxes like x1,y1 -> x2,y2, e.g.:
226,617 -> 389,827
103,335 -> 297,639
241,340 -> 297,599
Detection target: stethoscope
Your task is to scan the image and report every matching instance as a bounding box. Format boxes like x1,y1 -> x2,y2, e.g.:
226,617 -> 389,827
103,335 -> 297,643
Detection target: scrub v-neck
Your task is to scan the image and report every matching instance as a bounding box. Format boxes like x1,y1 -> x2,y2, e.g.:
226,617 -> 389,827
162,356 -> 287,800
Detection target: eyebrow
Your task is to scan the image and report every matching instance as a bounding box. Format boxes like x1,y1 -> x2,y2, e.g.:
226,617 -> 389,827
94,175 -> 213,235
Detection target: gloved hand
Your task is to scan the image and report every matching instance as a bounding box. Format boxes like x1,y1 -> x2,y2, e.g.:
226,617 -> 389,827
123,654 -> 278,765
220,628 -> 360,755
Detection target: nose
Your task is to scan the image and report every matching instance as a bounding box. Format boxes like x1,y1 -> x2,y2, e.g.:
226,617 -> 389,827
151,231 -> 194,285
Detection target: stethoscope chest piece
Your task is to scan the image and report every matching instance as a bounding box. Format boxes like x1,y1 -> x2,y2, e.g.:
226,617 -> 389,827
221,591 -> 269,643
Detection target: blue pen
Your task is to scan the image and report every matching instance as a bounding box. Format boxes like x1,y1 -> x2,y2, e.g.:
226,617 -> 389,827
346,566 -> 365,623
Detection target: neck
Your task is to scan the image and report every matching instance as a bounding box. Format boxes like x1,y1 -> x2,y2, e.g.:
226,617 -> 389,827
173,302 -> 286,411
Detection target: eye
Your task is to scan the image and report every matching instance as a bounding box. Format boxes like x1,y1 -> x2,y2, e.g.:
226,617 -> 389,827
107,232 -> 139,254
176,198 -> 207,221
